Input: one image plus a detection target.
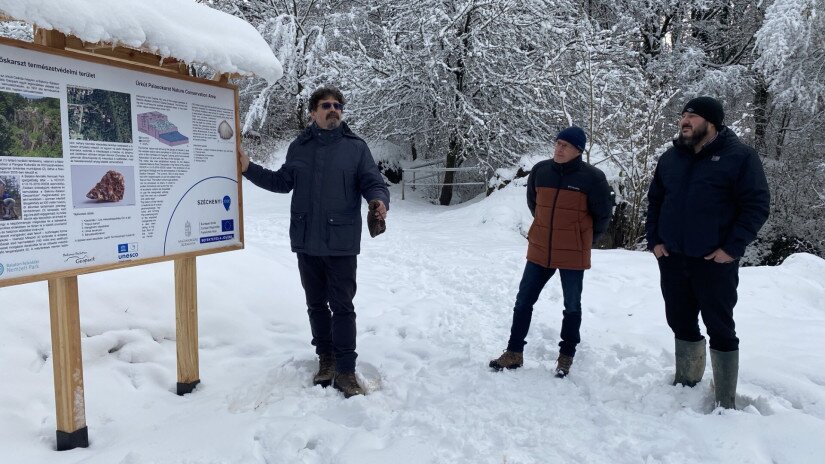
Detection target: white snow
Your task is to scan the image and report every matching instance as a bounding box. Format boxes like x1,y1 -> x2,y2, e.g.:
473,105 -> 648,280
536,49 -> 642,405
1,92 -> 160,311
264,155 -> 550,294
0,0 -> 283,82
1,148 -> 825,463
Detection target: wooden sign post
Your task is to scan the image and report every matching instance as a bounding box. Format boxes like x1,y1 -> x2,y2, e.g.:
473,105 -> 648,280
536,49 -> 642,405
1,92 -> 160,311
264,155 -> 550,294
175,256 -> 200,395
32,27 -> 89,451
47,275 -> 88,450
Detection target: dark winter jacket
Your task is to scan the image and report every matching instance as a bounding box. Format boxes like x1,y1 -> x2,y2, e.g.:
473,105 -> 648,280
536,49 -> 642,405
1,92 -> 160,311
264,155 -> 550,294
645,127 -> 769,259
243,121 -> 390,256
526,155 -> 613,270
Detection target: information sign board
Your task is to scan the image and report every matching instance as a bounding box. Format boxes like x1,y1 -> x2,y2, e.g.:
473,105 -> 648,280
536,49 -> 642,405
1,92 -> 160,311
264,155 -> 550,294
0,38 -> 243,287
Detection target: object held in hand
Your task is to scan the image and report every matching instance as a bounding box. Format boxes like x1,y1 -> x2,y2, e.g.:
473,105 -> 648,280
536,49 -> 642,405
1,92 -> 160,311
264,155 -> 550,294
367,200 -> 386,238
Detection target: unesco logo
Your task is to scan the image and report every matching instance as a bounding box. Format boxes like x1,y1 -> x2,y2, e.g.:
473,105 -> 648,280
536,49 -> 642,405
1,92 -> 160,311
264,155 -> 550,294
117,243 -> 139,260
0,263 -> 4,277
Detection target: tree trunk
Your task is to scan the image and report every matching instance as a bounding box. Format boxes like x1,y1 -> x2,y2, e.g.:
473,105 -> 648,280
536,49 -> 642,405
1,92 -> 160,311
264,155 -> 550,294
775,109 -> 790,159
438,9 -> 472,206
438,134 -> 459,205
753,76 -> 769,153
296,82 -> 306,129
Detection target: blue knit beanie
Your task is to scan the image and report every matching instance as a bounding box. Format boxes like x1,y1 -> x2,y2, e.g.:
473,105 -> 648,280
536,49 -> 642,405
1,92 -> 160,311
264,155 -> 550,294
556,126 -> 587,152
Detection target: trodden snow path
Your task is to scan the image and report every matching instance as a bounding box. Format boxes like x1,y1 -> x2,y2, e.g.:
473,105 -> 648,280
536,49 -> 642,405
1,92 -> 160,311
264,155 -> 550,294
1,158 -> 824,463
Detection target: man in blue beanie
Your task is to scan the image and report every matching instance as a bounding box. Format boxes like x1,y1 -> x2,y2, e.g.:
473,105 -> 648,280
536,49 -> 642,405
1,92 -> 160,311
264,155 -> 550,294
646,96 -> 769,409
490,125 -> 613,378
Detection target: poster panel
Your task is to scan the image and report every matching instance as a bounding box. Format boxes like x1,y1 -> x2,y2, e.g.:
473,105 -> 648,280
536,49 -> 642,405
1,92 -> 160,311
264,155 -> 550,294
0,38 -> 242,286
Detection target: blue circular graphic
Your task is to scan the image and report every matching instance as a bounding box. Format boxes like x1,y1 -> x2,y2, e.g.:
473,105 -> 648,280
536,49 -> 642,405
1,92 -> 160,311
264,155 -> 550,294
162,176 -> 237,254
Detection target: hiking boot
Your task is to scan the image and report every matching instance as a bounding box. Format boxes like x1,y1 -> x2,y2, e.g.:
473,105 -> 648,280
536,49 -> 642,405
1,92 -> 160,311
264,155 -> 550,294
554,354 -> 573,378
332,371 -> 365,398
489,350 -> 523,371
313,353 -> 335,387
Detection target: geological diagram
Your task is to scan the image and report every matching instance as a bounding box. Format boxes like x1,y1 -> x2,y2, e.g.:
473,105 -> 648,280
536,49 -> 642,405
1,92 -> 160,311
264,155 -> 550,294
137,111 -> 189,146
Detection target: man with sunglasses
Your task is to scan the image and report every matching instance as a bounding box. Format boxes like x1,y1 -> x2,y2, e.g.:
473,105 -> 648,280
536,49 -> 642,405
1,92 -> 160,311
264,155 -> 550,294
646,96 -> 769,409
240,86 -> 389,398
489,126 -> 613,378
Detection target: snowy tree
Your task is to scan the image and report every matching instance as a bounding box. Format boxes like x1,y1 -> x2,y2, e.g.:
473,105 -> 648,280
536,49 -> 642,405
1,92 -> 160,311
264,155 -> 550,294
332,0 -> 585,205
0,19 -> 32,42
749,0 -> 825,261
756,0 -> 825,115
209,0 -> 346,139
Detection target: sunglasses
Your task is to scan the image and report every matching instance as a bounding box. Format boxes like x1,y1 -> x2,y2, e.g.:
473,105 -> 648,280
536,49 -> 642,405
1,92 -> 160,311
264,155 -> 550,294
319,102 -> 344,111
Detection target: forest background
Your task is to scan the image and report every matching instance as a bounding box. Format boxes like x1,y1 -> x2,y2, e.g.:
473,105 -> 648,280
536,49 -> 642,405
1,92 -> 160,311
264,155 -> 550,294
0,91 -> 62,158
2,0 -> 822,265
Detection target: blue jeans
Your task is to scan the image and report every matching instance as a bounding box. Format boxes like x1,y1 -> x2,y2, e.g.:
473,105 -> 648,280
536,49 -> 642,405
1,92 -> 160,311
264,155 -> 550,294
506,261 -> 584,357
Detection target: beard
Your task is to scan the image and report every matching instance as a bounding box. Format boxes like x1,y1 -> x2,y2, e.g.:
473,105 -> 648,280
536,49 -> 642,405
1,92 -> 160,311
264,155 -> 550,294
325,113 -> 341,129
677,120 -> 709,147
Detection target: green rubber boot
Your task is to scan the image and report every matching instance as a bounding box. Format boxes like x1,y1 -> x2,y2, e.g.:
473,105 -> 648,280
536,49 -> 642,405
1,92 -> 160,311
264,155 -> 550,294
710,349 -> 738,409
673,338 -> 706,387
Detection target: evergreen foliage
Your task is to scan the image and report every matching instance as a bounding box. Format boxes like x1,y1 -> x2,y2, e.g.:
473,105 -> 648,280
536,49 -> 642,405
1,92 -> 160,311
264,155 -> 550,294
66,86 -> 133,143
0,91 -> 62,158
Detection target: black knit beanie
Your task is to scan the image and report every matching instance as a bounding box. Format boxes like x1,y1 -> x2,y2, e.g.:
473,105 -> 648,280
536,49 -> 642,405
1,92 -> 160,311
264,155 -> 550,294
682,96 -> 724,127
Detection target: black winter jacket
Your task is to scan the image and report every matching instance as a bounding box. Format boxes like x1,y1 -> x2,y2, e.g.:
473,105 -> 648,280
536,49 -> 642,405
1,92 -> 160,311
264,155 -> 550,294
243,122 -> 390,256
646,127 -> 769,259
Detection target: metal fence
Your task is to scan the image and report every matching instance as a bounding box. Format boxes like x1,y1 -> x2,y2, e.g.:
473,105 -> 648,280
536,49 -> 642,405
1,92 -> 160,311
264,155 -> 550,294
401,160 -> 488,200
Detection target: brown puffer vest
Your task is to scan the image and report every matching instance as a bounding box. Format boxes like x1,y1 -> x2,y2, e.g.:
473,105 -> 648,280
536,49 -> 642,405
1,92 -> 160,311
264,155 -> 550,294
525,156 -> 613,270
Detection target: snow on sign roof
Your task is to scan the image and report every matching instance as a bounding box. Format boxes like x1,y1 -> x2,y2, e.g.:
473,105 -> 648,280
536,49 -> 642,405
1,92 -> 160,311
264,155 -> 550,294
0,0 -> 283,83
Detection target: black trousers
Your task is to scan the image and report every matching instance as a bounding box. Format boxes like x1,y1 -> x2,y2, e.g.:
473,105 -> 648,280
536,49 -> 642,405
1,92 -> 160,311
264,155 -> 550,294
657,253 -> 739,352
297,253 -> 358,372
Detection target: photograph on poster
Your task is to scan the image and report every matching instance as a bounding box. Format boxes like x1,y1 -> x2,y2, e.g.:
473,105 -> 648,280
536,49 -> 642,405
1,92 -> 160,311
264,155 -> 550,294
0,90 -> 62,158
217,119 -> 234,140
0,175 -> 22,220
137,111 -> 189,146
70,164 -> 136,208
67,85 -> 133,143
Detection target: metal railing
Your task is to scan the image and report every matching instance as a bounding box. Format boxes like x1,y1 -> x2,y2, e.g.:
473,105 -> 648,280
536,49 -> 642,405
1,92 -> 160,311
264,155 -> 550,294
401,160 -> 488,200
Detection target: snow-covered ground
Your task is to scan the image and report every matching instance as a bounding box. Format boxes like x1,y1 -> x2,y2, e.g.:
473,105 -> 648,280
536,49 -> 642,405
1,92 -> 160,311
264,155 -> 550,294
1,150 -> 824,464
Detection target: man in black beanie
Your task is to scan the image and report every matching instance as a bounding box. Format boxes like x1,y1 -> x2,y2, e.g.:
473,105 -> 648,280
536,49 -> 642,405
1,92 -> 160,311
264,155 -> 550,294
646,96 -> 770,409
489,126 -> 613,378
